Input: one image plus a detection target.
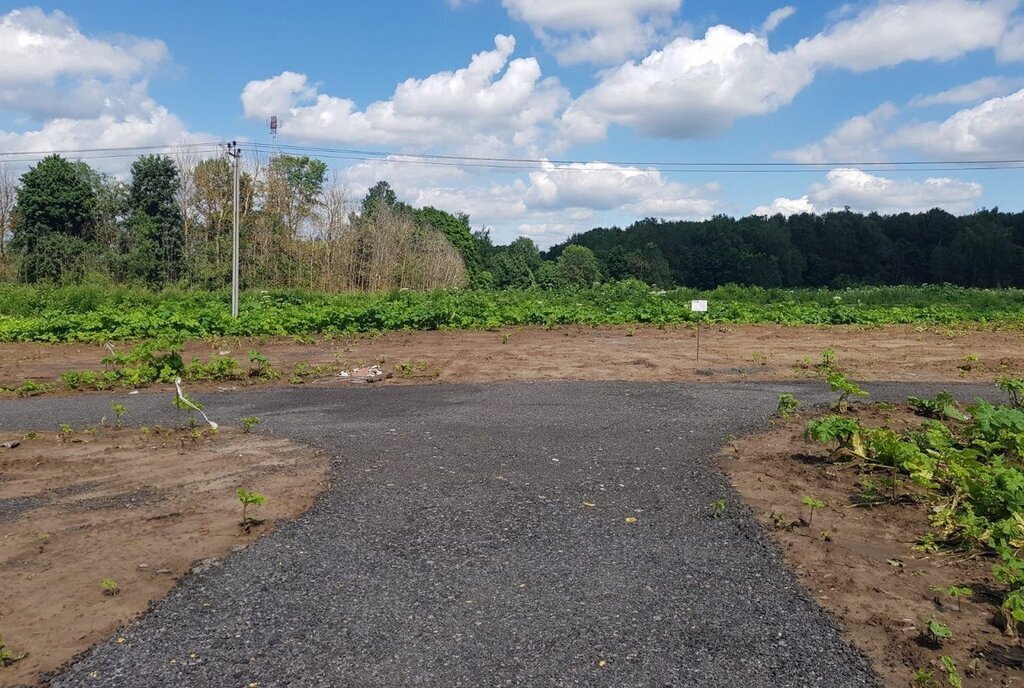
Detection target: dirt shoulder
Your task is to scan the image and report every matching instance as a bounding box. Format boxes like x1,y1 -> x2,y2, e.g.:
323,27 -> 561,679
722,407 -> 1023,688
2,324 -> 1023,396
0,426 -> 328,687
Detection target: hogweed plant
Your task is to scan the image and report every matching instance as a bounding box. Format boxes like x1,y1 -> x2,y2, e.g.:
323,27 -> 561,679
930,585 -> 973,611
826,371 -> 869,412
804,415 -> 866,458
941,656 -> 962,688
926,618 -> 952,644
775,393 -> 801,419
237,488 -> 267,528
997,378 -> 1024,409
911,669 -> 937,687
0,635 -> 27,667
111,402 -> 127,427
801,496 -> 824,527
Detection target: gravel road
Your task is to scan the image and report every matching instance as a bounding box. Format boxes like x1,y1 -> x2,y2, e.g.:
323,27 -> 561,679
0,381 -> 997,687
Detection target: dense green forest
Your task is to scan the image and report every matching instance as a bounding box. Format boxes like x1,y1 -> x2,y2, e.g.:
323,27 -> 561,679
542,211 -> 1024,289
2,154 -> 1023,291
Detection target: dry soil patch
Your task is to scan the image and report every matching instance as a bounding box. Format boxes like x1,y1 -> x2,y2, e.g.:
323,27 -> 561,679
2,325 -> 1024,396
723,406 -> 1024,687
0,426 -> 328,687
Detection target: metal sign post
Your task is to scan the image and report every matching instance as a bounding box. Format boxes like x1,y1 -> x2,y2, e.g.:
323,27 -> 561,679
691,300 -> 708,361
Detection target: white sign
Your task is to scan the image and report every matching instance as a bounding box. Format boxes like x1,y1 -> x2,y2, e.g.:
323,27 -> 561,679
691,299 -> 708,313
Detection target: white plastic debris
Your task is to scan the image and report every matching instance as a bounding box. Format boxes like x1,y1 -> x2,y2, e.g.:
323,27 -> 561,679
173,377 -> 218,429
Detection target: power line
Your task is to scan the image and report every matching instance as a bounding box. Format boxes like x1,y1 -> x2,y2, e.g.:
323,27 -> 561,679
0,141 -> 223,157
2,140 -> 1023,174
244,145 -> 1024,174
249,141 -> 1024,170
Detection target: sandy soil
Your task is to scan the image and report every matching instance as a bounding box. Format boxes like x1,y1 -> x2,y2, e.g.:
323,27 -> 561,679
0,427 -> 328,687
1,324 -> 1023,395
723,407 -> 1024,688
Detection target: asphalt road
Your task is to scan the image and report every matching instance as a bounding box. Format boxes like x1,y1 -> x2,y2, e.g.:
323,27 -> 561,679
0,381 -> 998,687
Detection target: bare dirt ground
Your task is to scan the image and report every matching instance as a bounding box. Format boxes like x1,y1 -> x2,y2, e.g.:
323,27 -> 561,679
723,407 -> 1024,688
0,427 -> 328,687
1,324 -> 1023,395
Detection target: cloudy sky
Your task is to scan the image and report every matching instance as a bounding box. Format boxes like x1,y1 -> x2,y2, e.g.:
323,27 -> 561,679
2,0 -> 1024,246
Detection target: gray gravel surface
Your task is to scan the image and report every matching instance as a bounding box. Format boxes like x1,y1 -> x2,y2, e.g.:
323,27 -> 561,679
0,381 -> 998,687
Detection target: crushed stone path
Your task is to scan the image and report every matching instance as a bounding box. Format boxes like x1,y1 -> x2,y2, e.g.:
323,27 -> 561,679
0,381 -> 994,687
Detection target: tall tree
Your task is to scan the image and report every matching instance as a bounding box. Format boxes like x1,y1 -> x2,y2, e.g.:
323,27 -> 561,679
552,244 -> 602,287
507,236 -> 543,272
266,155 -> 327,237
125,155 -> 184,283
414,207 -> 484,284
0,161 -> 15,257
12,155 -> 96,282
360,180 -> 411,218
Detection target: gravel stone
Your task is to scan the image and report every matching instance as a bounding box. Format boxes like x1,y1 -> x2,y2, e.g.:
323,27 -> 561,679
0,381 -> 997,687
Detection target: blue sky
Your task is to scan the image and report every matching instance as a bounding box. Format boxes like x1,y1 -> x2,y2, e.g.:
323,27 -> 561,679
2,0 -> 1024,246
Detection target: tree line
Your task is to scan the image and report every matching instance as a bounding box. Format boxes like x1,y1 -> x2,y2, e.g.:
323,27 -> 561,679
0,155 -> 467,291
1,154 -> 1022,290
540,211 -> 1024,289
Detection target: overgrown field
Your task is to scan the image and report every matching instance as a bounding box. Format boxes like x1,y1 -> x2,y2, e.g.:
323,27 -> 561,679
1,282 -> 1023,343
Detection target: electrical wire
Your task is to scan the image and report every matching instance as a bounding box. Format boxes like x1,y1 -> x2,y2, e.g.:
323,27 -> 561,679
1,140 -> 1023,174
250,141 -> 1024,169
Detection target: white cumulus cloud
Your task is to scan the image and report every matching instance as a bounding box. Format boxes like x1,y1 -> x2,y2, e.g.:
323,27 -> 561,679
566,0 -> 1020,141
241,35 -> 569,156
0,7 -> 170,121
343,160 -> 718,247
761,6 -> 797,34
892,88 -> 1024,156
791,0 -> 1014,72
755,168 -> 983,216
910,76 -> 1023,107
0,7 -> 207,174
563,25 -> 815,140
783,103 -> 899,163
501,0 -> 681,65
0,8 -> 166,86
753,196 -> 815,217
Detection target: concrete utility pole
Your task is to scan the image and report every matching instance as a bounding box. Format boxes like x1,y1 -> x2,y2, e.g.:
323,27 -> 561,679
226,141 -> 241,318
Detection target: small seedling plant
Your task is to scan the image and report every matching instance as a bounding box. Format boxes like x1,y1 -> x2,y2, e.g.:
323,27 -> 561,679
818,348 -> 838,373
930,585 -> 973,611
908,391 -> 968,421
100,578 -> 120,596
804,415 -> 866,458
237,488 -> 267,529
240,417 -> 261,433
58,423 -> 74,442
801,496 -> 824,527
248,351 -> 278,380
926,617 -> 952,644
911,668 -> 937,687
941,656 -> 962,688
826,371 -> 869,412
710,499 -> 727,518
998,378 -> 1024,409
0,634 -> 28,667
111,402 -> 127,427
776,393 -> 800,419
